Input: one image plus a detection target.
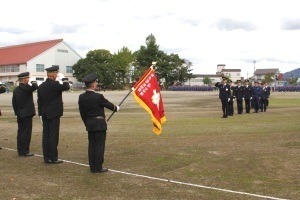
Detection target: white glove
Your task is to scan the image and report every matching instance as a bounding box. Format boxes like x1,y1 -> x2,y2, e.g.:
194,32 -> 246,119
242,98 -> 244,101
117,106 -> 120,111
228,98 -> 230,102
250,97 -> 253,100
39,116 -> 43,124
233,98 -> 235,102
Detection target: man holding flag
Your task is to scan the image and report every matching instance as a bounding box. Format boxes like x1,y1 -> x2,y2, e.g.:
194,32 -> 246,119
78,73 -> 120,173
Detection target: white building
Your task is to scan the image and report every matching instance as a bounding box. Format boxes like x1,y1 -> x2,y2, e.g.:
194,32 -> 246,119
0,39 -> 81,86
184,74 -> 222,85
250,68 -> 280,87
184,64 -> 243,86
216,64 -> 242,82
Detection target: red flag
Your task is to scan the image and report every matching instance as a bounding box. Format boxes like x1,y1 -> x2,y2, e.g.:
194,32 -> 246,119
133,67 -> 166,135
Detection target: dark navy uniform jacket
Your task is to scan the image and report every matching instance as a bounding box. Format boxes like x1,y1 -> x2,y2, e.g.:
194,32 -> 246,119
37,78 -> 70,119
244,85 -> 253,99
215,82 -> 231,100
260,87 -> 269,100
252,86 -> 261,97
0,85 -> 6,93
78,91 -> 117,132
12,83 -> 38,118
266,86 -> 271,96
230,86 -> 236,100
235,85 -> 245,100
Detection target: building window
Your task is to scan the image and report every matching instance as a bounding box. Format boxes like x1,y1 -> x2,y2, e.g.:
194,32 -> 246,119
0,65 -> 19,72
36,77 -> 44,81
36,64 -> 44,72
57,49 -> 68,53
66,66 -> 73,73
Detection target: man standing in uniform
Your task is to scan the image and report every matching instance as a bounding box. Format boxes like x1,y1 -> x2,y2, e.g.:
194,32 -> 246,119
235,80 -> 245,114
252,81 -> 261,113
265,83 -> 271,108
12,72 -> 38,156
260,82 -> 269,112
37,66 -> 70,164
243,79 -> 252,114
228,80 -> 235,116
78,73 -> 119,173
215,77 -> 231,118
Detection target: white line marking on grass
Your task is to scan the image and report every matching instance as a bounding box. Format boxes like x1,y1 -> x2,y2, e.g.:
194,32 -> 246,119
1,147 -> 288,200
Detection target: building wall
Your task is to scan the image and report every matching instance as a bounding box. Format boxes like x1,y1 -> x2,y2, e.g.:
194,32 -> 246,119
0,41 -> 81,85
217,64 -> 225,73
184,76 -> 222,86
221,71 -> 241,82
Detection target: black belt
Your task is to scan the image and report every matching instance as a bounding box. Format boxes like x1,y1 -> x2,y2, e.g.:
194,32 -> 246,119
94,116 -> 105,119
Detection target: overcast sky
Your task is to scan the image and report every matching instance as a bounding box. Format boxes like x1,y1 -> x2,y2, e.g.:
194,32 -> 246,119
1,0 -> 300,78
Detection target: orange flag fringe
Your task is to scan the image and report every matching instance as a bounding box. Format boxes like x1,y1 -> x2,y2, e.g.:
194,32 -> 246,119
133,67 -> 166,135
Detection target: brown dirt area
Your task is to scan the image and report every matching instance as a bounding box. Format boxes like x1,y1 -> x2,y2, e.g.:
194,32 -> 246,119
0,91 -> 299,199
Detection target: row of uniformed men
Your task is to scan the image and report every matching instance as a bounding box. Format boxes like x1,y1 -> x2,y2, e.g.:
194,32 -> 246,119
2,66 -> 119,173
215,77 -> 270,118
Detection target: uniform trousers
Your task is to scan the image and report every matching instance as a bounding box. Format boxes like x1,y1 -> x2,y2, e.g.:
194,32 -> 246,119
261,99 -> 268,112
88,130 -> 106,172
228,100 -> 234,115
17,116 -> 33,155
237,100 -> 243,114
244,99 -> 251,113
253,96 -> 260,112
42,116 -> 60,162
221,99 -> 229,117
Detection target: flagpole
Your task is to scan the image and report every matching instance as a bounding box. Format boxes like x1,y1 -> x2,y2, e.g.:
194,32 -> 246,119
106,88 -> 133,122
106,62 -> 157,122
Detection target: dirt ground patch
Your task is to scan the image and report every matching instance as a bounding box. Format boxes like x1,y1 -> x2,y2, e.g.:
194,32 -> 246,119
1,91 -> 299,199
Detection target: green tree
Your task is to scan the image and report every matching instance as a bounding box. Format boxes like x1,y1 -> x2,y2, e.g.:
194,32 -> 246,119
72,49 -> 115,87
287,77 -> 298,85
203,76 -> 212,85
111,46 -> 135,85
133,33 -> 160,81
264,73 -> 275,83
134,34 -> 193,87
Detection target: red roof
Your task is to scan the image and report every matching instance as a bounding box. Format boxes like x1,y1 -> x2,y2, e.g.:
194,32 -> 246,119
0,39 -> 63,65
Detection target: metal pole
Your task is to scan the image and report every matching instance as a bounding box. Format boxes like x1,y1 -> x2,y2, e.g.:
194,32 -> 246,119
106,62 -> 157,122
106,88 -> 133,122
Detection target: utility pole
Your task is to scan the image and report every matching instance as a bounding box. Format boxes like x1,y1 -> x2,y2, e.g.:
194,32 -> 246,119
253,60 -> 256,75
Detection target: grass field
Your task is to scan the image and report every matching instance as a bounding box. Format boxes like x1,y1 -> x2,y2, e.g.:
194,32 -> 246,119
0,90 -> 299,200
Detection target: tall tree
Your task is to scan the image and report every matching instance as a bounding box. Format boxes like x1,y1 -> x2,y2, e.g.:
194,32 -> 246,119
112,46 -> 135,84
72,49 -> 115,87
264,73 -> 275,83
287,77 -> 298,85
203,76 -> 212,85
134,33 -> 160,81
134,34 -> 193,87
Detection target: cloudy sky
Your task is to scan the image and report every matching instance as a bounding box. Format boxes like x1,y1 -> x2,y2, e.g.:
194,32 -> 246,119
1,0 -> 300,78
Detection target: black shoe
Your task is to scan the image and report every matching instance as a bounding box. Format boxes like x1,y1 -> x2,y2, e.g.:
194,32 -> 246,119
19,153 -> 35,157
101,168 -> 108,172
92,168 -> 108,173
45,159 -> 63,164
